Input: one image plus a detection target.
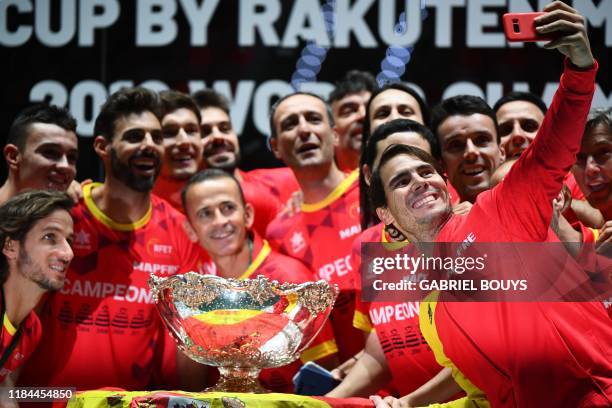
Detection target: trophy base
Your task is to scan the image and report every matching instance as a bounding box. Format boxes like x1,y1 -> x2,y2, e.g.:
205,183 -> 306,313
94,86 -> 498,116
206,367 -> 270,394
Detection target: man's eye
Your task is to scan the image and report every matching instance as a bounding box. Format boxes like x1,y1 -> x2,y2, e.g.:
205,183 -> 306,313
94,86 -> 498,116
475,135 -> 491,146
594,150 -> 612,165
198,210 -> 212,219
221,203 -> 236,215
281,118 -> 297,131
398,106 -> 415,116
340,105 -> 357,117
40,148 -> 62,161
421,169 -> 434,177
201,126 -> 212,137
374,108 -> 389,119
186,126 -> 200,136
124,129 -> 145,142
306,113 -> 322,123
162,127 -> 178,138
498,123 -> 512,137
151,130 -> 163,144
43,233 -> 57,243
521,120 -> 540,133
447,141 -> 464,152
67,152 -> 78,164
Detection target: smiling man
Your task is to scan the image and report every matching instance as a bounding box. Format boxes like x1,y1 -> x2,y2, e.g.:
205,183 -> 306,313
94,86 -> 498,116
0,104 -> 78,204
266,92 -> 364,363
572,109 -> 612,220
0,190 -> 73,393
152,90 -> 203,211
18,87 -> 205,391
369,3 -> 611,406
193,89 -> 296,237
181,168 -> 338,392
430,95 -> 503,204
329,70 -> 377,172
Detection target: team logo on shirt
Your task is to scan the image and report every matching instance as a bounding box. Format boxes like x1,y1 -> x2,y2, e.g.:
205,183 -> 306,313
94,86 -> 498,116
290,232 -> 306,254
339,225 -> 360,240
73,229 -> 91,250
456,232 -> 476,257
146,238 -> 174,257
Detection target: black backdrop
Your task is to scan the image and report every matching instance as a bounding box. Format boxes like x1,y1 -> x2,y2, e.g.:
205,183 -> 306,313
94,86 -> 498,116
1,0 -> 610,183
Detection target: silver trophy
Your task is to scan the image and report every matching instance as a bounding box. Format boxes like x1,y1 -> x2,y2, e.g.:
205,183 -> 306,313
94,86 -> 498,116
149,273 -> 338,393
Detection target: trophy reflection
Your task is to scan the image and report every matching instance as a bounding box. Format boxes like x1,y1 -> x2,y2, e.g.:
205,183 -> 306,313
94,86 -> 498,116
149,273 -> 337,393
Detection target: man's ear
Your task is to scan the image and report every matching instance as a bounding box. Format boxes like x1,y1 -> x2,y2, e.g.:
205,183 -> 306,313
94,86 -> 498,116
3,144 -> 20,171
182,220 -> 199,243
331,127 -> 340,147
376,206 -> 396,229
498,144 -> 506,164
244,202 -> 255,230
270,137 -> 282,161
93,136 -> 109,159
362,164 -> 372,186
2,238 -> 17,261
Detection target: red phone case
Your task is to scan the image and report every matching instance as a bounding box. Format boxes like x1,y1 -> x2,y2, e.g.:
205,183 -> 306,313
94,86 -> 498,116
502,12 -> 555,42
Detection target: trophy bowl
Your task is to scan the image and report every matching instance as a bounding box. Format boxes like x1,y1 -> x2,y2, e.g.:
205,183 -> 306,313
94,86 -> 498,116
149,273 -> 338,393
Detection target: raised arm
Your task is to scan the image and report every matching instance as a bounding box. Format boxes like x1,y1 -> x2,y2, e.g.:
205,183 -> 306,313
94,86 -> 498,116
494,1 -> 597,240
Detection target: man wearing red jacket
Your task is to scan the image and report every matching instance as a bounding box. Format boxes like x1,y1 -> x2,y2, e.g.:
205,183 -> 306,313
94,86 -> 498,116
0,190 -> 73,396
182,168 -> 338,392
370,2 -> 611,407
18,87 -> 206,391
266,92 -> 364,363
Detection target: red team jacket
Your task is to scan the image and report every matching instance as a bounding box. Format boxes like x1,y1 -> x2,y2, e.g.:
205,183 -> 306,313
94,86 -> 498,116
266,170 -> 366,362
18,184 -> 203,390
0,289 -> 42,384
421,61 -> 612,407
351,224 -> 443,396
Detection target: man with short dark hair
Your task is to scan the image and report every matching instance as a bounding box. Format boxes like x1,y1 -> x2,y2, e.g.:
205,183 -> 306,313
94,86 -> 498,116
430,95 -> 503,204
0,190 -> 73,390
0,104 -> 78,204
152,90 -> 203,210
494,91 -> 601,226
266,92 -> 364,363
328,70 -> 377,172
493,91 -> 547,160
181,168 -> 338,392
369,4 -> 611,406
193,89 -> 299,236
18,87 -> 204,391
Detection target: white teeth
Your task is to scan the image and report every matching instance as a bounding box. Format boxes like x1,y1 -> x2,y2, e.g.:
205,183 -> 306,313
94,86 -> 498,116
464,167 -> 484,175
589,183 -> 607,192
134,159 -> 155,166
413,195 -> 436,209
211,231 -> 232,240
50,265 -> 65,272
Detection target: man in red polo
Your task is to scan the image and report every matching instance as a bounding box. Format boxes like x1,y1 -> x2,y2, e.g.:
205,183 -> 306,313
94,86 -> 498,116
182,168 -> 338,392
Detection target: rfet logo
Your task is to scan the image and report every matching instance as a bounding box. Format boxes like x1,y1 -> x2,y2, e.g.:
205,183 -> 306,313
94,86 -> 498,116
146,238 -> 173,257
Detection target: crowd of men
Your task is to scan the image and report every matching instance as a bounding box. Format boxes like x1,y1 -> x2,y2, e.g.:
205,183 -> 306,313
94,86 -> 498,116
0,2 -> 610,407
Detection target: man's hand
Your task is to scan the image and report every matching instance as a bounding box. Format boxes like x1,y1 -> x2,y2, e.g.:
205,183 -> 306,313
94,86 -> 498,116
536,1 -> 594,68
285,190 -> 304,216
452,201 -> 472,215
66,179 -> 93,203
369,395 -> 410,408
330,351 -> 362,381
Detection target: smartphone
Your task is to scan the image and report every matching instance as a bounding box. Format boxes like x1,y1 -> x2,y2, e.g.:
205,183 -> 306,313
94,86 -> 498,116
293,362 -> 340,396
502,12 -> 556,42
